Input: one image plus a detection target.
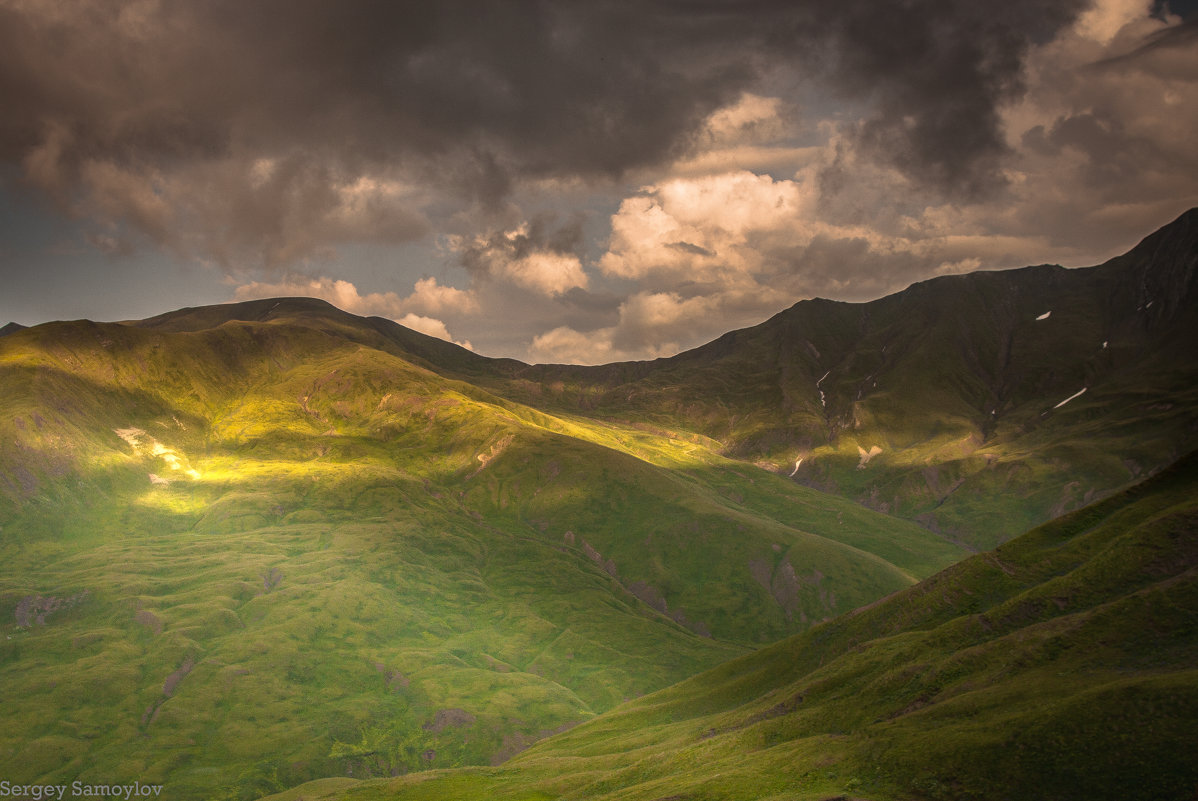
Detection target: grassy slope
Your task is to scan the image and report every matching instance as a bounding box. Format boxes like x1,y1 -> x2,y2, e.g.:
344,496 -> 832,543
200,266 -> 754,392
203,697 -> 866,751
0,315 -> 959,800
480,210 -> 1198,550
274,451 -> 1198,801
120,212 -> 1198,556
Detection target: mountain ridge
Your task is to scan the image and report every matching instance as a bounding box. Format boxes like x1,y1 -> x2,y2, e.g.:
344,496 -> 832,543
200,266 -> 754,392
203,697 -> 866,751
466,207 -> 1197,548
8,210 -> 1194,553
14,208 -> 1192,552
0,289 -> 963,798
0,209 -> 1194,800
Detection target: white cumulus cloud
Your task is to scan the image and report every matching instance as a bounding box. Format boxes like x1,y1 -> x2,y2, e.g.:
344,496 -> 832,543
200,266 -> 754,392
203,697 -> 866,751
501,250 -> 590,297
451,222 -> 590,297
396,313 -> 474,350
600,170 -> 813,286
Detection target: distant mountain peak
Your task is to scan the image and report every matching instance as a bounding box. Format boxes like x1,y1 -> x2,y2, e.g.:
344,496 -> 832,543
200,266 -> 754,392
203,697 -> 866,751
133,295 -> 345,331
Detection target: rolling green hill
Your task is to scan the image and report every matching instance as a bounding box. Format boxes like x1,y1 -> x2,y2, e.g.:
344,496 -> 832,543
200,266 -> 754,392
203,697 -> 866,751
0,305 -> 959,799
2,211 -> 1195,800
265,449 -> 1198,801
115,211 -> 1198,552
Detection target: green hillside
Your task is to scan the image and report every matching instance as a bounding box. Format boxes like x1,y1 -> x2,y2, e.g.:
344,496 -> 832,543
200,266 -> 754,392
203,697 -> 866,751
0,309 -> 958,800
483,208 -> 1198,549
268,450 -> 1198,801
3,212 -> 1195,801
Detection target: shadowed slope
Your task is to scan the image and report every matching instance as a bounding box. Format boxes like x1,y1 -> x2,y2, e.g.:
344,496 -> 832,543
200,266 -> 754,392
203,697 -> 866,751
105,211 -> 1198,550
481,208 -> 1198,548
271,450 -> 1198,801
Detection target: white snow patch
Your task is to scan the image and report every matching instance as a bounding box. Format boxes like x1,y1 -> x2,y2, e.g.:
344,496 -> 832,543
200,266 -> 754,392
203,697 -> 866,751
115,428 -> 146,448
116,426 -> 196,477
1102,341 -> 1108,349
789,458 -> 803,477
149,441 -> 184,470
1053,388 -> 1087,409
1036,311 -> 1051,321
856,445 -> 882,469
817,371 -> 830,408
1146,301 -> 1153,309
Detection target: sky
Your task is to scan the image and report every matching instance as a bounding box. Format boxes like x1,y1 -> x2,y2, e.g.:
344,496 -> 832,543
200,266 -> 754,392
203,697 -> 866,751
1,0 -> 1196,364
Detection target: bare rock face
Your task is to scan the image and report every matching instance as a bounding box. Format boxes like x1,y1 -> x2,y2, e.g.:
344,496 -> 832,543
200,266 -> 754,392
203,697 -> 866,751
163,657 -> 196,697
581,538 -> 620,578
422,708 -> 476,733
14,592 -> 90,627
134,609 -> 164,635
749,557 -> 832,621
373,662 -> 410,692
142,656 -> 197,727
489,720 -> 581,766
260,567 -> 284,592
627,580 -> 667,614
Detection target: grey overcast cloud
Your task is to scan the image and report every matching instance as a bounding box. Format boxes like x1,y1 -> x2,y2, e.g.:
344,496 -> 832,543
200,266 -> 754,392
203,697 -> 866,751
1,0 -> 1196,362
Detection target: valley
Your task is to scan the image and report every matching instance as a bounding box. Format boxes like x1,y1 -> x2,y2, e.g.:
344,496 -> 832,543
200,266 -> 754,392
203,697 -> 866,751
0,210 -> 1194,800
0,305 -> 957,799
269,446 -> 1198,801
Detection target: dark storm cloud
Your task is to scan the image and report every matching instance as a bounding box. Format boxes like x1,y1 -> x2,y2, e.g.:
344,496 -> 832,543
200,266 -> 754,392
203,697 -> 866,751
0,1 -> 746,184
559,287 -> 625,315
1022,110 -> 1180,191
1093,15 -> 1198,65
668,241 -> 716,257
786,0 -> 1089,197
458,213 -> 585,265
1154,0 -> 1198,19
0,0 -> 1087,265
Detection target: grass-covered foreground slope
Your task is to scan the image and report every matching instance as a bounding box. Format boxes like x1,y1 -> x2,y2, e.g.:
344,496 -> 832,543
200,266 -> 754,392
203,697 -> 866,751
0,309 -> 959,800
273,450 -> 1198,801
487,208 -> 1198,549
